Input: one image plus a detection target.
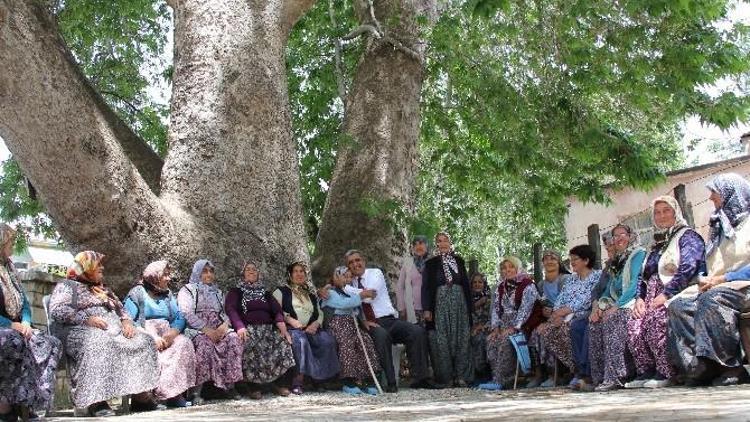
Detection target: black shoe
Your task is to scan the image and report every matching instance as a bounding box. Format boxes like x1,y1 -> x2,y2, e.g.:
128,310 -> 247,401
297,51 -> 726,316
165,395 -> 191,408
0,409 -> 17,422
410,379 -> 439,389
131,398 -> 166,413
712,368 -> 749,387
384,384 -> 398,393
88,402 -> 116,417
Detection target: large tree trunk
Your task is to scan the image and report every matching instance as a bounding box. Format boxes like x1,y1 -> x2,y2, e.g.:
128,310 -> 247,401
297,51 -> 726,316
311,0 -> 437,285
0,0 -> 313,293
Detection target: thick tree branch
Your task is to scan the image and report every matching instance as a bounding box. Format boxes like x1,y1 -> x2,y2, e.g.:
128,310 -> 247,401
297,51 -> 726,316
328,0 -> 348,107
0,0 -> 185,290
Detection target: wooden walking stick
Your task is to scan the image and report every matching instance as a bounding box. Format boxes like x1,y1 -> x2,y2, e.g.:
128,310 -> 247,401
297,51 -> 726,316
352,313 -> 384,394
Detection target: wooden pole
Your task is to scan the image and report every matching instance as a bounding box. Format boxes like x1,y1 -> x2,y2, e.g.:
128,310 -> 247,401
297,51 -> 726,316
587,224 -> 602,270
674,183 -> 695,227
533,242 -> 543,283
468,259 -> 479,276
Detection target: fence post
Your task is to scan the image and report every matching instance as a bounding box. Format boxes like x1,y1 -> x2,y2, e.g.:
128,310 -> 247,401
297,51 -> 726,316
587,224 -> 602,270
468,259 -> 479,277
533,243 -> 543,283
674,184 -> 695,228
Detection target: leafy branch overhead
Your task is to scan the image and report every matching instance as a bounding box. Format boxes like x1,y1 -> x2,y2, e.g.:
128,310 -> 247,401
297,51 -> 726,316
1,0 -> 749,276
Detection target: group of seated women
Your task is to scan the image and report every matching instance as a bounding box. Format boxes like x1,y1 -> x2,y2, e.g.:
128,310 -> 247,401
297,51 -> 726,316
469,172 -> 750,392
2,172 -> 750,420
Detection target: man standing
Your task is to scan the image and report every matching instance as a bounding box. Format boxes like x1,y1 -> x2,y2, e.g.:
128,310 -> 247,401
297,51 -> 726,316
344,250 -> 433,392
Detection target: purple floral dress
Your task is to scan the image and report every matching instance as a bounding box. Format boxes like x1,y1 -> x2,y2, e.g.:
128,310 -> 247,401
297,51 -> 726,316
177,260 -> 243,390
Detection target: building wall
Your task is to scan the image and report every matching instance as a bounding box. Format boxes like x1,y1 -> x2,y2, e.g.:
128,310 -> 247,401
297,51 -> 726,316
564,157 -> 750,258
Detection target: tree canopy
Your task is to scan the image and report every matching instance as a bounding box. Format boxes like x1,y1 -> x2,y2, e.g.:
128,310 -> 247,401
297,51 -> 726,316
1,0 -> 749,276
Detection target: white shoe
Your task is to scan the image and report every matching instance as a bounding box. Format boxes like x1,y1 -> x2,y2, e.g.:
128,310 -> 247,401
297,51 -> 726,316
643,378 -> 674,388
623,379 -> 649,389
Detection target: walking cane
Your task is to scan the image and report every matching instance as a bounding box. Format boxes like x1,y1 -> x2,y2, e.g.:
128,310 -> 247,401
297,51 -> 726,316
352,312 -> 384,394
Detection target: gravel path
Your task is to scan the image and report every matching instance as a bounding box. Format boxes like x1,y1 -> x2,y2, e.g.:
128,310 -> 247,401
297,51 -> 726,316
47,385 -> 750,421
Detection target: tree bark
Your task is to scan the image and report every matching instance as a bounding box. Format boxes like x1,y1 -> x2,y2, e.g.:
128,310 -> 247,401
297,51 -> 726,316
162,0 -> 313,285
312,0 -> 437,285
0,0 -> 181,291
0,0 -> 314,292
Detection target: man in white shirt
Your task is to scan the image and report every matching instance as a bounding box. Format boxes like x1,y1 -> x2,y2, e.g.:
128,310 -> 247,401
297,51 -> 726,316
345,249 -> 433,392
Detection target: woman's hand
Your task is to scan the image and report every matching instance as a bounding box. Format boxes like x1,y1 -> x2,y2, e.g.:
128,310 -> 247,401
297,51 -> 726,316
501,327 -> 517,337
633,298 -> 646,319
423,311 -> 433,322
304,321 -> 320,335
154,337 -> 167,351
203,327 -> 221,343
163,328 -> 180,347
317,285 -> 331,300
699,275 -> 726,292
122,320 -> 136,339
649,293 -> 667,310
602,307 -> 617,321
237,327 -> 249,343
10,322 -> 32,339
287,317 -> 304,330
359,289 -> 376,300
280,329 -> 292,344
589,308 -> 601,323
85,316 -> 108,330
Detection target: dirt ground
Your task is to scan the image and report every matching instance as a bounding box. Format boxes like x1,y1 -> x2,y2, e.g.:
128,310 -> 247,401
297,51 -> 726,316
46,384 -> 750,421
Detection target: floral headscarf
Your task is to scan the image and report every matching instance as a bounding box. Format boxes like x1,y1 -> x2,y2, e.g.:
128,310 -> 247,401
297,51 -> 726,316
139,260 -> 171,295
706,173 -> 750,256
651,195 -> 688,253
238,261 -> 266,311
67,250 -> 119,307
435,232 -> 459,286
470,272 -> 489,302
494,255 -> 532,320
0,224 -> 22,320
287,261 -> 316,297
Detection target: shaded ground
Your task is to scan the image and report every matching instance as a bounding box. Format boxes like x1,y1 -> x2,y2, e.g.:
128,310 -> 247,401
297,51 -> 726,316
47,385 -> 750,421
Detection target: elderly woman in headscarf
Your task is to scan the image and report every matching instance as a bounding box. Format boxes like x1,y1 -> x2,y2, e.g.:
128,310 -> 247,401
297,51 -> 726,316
0,224 -> 61,420
527,250 -> 571,388
397,235 -> 430,325
537,245 -> 602,391
177,259 -> 243,403
123,261 -> 196,407
482,256 -> 541,390
669,173 -> 750,386
422,232 -> 473,387
469,272 -> 492,383
272,261 -> 340,395
588,224 -> 646,391
321,266 -> 380,395
48,251 -> 160,416
624,196 -> 705,389
225,261 -> 295,399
